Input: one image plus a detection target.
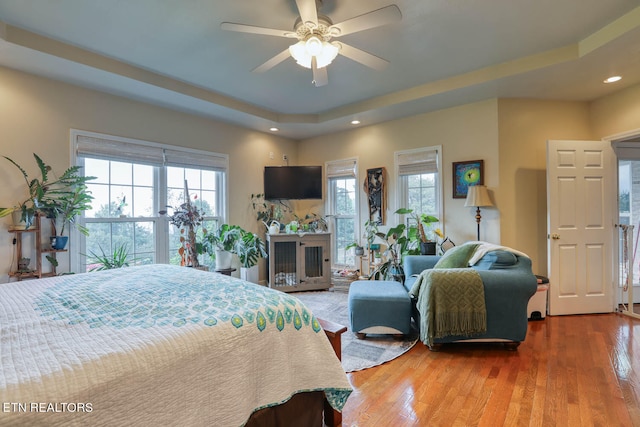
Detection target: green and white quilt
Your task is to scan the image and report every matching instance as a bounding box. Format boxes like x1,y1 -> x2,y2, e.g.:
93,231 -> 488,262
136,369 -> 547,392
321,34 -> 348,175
0,264 -> 351,426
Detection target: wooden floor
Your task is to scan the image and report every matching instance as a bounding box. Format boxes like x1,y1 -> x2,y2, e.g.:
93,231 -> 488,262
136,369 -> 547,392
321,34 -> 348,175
341,313 -> 640,426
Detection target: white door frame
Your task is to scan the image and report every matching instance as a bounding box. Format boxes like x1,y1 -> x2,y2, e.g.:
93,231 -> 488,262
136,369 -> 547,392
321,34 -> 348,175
608,128 -> 640,317
547,139 -> 616,315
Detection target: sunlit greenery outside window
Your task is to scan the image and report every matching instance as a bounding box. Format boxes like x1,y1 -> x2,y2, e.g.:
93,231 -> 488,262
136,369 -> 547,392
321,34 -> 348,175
326,159 -> 358,267
73,131 -> 227,272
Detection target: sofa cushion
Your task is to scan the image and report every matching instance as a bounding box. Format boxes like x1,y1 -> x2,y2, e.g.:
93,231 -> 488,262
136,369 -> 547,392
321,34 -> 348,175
473,250 -> 518,270
433,243 -> 479,269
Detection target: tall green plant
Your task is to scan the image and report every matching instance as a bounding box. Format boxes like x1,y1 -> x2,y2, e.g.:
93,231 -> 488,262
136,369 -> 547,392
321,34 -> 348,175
203,224 -> 243,253
0,154 -> 95,230
237,230 -> 267,268
86,244 -> 135,271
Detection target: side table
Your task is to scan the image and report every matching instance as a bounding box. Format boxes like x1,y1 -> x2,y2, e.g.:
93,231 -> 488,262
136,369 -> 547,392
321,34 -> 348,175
215,268 -> 236,276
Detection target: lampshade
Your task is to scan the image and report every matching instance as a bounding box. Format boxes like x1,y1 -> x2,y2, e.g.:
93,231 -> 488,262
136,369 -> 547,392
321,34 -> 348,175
289,37 -> 339,69
464,185 -> 493,207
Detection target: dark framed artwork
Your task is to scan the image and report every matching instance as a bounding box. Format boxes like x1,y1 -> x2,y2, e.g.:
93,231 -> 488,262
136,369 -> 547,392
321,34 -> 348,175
452,160 -> 484,198
364,167 -> 386,224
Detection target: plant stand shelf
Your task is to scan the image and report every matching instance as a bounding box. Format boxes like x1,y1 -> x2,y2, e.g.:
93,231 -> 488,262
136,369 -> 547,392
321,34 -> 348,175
7,214 -> 65,281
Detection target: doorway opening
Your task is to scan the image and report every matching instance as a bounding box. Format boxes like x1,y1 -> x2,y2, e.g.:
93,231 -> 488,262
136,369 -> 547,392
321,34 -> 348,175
615,134 -> 640,318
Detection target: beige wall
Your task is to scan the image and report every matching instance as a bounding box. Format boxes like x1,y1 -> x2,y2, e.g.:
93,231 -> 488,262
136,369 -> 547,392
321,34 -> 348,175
298,99 -> 501,247
590,83 -> 640,139
497,99 -> 593,274
0,66 -> 297,280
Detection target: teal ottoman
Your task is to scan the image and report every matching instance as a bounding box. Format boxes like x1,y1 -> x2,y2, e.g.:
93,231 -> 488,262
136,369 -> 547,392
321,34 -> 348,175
348,280 -> 412,339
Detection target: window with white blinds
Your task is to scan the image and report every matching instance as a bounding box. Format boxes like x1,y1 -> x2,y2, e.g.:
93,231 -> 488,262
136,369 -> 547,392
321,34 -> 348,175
71,130 -> 228,271
326,158 -> 358,266
395,146 -> 441,220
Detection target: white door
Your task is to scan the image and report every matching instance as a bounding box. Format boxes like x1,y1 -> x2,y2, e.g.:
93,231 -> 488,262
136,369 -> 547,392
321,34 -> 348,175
547,140 -> 616,315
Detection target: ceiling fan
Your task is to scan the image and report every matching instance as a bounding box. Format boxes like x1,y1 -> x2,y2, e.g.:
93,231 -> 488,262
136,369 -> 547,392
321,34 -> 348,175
221,0 -> 401,87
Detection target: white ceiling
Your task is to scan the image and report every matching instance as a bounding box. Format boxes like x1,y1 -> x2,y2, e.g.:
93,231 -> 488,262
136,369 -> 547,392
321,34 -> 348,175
0,0 -> 639,139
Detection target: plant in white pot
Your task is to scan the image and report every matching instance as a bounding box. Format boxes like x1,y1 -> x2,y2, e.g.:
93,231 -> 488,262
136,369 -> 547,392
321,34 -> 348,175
236,230 -> 267,284
203,224 -> 243,270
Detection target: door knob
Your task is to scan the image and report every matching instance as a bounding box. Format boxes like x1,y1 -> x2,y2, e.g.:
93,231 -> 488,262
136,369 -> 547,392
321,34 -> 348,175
550,233 -> 560,240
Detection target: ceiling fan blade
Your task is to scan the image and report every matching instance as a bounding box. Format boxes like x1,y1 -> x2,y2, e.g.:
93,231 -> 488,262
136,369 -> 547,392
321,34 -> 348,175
337,42 -> 389,70
311,58 -> 328,87
330,5 -> 402,37
295,0 -> 318,28
252,49 -> 292,73
220,22 -> 295,38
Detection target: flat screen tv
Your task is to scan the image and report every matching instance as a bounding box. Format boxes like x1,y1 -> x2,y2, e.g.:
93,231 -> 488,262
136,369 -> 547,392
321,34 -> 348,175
264,166 -> 323,200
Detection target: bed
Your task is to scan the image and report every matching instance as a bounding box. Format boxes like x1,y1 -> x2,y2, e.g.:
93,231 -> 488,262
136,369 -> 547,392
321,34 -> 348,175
0,264 -> 351,426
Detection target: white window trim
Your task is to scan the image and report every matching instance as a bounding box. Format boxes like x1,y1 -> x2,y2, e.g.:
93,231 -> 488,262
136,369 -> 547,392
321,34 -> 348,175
394,145 -> 443,229
69,129 -> 229,271
325,157 -> 359,267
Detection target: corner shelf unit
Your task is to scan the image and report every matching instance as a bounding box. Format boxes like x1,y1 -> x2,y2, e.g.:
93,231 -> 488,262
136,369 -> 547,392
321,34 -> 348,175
8,214 -> 65,281
267,232 -> 331,292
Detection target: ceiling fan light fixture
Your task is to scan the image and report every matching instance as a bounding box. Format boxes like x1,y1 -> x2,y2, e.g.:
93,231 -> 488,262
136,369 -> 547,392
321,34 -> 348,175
289,37 -> 339,69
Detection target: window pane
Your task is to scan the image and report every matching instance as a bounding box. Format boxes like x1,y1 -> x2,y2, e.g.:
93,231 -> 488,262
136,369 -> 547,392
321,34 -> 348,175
84,158 -> 109,184
185,168 -> 201,189
134,222 -> 155,254
202,170 -> 216,187
134,164 -> 153,187
330,176 -> 356,266
111,161 -> 132,185
335,218 -> 355,265
111,185 -> 132,217
86,183 -> 109,218
405,173 -> 437,215
167,166 -> 184,189
133,187 -> 154,217
200,190 -> 216,216
85,222 -> 112,264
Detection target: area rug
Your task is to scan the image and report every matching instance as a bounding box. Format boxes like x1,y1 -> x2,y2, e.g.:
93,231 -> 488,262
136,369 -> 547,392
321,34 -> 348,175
293,289 -> 419,373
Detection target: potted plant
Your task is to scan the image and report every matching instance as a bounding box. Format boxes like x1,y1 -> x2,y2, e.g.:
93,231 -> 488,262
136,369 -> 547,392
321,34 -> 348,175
202,224 -> 243,270
369,222 -> 410,283
85,243 -> 136,271
396,208 -> 439,255
43,183 -> 95,249
236,229 -> 267,283
160,194 -> 207,268
0,154 -> 96,250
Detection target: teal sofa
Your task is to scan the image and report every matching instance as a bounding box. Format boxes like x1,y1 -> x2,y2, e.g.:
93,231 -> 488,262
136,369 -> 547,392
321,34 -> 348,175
403,250 -> 538,350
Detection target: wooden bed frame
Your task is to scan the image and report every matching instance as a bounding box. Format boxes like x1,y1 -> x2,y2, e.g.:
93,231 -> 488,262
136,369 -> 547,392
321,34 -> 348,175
245,318 -> 347,427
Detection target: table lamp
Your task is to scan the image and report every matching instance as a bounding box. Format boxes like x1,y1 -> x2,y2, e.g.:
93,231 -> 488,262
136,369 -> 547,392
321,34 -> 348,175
465,185 -> 493,241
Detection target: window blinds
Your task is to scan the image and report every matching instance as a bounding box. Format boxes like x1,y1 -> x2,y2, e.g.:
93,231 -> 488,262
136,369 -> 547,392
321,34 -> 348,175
75,134 -> 228,171
326,158 -> 357,179
397,149 -> 438,175
163,148 -> 228,172
76,135 -> 164,166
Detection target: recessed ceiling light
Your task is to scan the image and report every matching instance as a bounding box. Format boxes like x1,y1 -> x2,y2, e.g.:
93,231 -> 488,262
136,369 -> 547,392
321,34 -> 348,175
604,76 -> 622,83
269,127 -> 279,132
350,120 -> 361,125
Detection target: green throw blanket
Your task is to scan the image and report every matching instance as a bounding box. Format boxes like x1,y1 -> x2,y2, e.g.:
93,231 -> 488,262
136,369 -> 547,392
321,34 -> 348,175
410,268 -> 486,347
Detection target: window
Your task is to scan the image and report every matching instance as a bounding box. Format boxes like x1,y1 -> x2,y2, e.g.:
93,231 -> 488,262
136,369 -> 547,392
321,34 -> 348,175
326,158 -> 358,266
72,130 -> 227,272
395,147 -> 442,223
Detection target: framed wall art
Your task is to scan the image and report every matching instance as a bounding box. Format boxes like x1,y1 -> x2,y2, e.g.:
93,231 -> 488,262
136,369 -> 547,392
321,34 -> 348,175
364,167 -> 386,224
452,159 -> 484,198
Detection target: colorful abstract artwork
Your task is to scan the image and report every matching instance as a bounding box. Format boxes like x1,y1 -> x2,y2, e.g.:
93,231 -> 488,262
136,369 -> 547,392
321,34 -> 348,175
453,160 -> 484,198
